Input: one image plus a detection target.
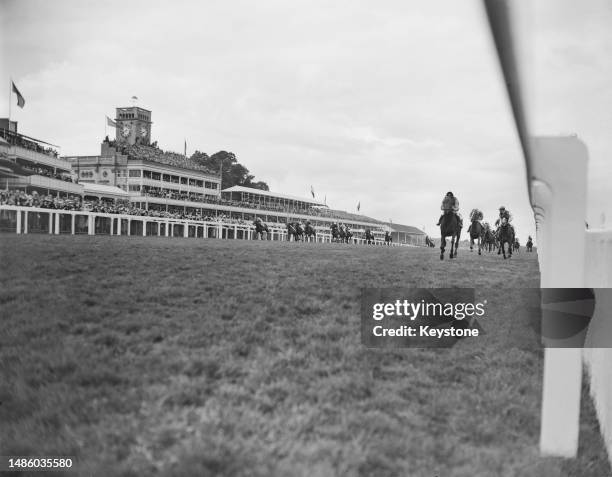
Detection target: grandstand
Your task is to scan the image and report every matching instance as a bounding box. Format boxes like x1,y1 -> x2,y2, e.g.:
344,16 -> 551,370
382,222 -> 426,246
63,104 -> 222,212
0,104 -> 424,242
0,119 -> 83,199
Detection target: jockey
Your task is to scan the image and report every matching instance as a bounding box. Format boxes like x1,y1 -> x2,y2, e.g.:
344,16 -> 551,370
495,206 -> 512,227
436,191 -> 460,226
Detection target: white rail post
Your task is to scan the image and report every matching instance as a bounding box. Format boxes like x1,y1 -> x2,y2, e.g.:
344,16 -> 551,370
54,213 -> 60,235
531,136 -> 588,458
23,211 -> 28,234
16,210 -> 21,234
48,212 -> 53,234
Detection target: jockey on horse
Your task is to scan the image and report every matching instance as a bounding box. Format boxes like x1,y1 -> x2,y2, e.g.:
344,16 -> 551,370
467,208 -> 484,255
495,206 -> 514,234
437,191 -> 462,259
436,192 -> 462,229
253,217 -> 268,240
495,206 -> 515,259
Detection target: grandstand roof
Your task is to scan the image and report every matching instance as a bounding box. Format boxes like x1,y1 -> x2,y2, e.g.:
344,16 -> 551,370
384,222 -> 425,235
222,185 -> 327,206
83,182 -> 129,198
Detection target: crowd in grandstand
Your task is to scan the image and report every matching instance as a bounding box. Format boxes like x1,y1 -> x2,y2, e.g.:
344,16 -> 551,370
0,129 -> 59,157
103,136 -> 216,175
21,163 -> 74,182
0,190 -> 81,210
0,191 -> 249,223
0,187 -> 382,230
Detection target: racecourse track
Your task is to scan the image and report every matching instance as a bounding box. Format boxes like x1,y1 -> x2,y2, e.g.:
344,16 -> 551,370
0,235 -> 608,477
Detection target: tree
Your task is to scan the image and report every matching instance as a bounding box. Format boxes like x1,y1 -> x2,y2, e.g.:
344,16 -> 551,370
190,150 -> 269,191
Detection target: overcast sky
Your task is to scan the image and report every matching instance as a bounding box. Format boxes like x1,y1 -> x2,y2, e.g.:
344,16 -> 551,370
2,0 -> 610,240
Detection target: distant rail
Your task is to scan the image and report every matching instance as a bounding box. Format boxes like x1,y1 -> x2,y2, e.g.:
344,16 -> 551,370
0,205 -> 408,246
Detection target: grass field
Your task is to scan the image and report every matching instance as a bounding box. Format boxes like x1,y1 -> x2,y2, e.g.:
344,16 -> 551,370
0,235 -> 609,477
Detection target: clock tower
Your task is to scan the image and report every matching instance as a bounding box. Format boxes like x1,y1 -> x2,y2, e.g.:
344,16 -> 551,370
115,106 -> 153,145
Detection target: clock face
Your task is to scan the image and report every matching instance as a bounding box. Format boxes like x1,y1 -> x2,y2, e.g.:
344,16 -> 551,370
140,126 -> 147,137
121,125 -> 131,138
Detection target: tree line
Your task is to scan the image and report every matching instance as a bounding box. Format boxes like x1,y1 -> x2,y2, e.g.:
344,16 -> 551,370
190,150 -> 269,191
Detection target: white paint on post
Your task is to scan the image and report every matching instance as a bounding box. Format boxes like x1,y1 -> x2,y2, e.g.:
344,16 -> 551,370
530,136 -> 588,458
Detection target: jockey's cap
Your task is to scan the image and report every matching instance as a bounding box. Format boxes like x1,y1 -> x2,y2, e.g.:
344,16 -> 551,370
446,191 -> 453,197
499,206 -> 505,210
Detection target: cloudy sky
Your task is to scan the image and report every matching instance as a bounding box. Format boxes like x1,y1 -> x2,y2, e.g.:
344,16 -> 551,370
2,0 -> 610,239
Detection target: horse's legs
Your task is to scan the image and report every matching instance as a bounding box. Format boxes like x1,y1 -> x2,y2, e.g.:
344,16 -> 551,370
440,236 -> 446,260
470,237 -> 473,252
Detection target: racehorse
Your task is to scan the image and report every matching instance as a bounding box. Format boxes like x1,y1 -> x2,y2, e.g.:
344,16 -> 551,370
342,226 -> 353,244
497,219 -> 515,259
304,223 -> 316,242
482,224 -> 496,253
425,235 -> 435,248
526,237 -> 533,252
384,231 -> 392,246
467,219 -> 484,255
253,220 -> 269,240
439,211 -> 462,260
513,238 -> 520,253
287,222 -> 303,242
331,223 -> 341,243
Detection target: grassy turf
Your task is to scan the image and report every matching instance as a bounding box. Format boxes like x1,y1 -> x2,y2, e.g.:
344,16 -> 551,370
0,235 -> 609,476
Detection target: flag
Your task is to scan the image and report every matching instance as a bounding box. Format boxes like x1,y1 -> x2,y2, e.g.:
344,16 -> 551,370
357,201 -> 361,211
310,185 -> 315,198
12,81 -> 25,108
184,139 -> 187,157
106,116 -> 117,127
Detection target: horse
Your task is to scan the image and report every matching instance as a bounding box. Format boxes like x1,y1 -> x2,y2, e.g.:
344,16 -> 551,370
384,231 -> 392,246
497,220 -> 515,259
365,228 -> 375,245
304,223 -> 316,242
467,220 -> 484,255
439,211 -> 462,260
331,224 -> 341,243
287,222 -> 302,242
425,235 -> 435,248
482,225 -> 496,253
513,238 -> 520,253
526,238 -> 533,252
253,220 -> 269,240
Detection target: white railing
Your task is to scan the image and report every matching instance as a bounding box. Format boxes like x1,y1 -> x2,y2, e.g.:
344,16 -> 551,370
583,230 -> 612,460
482,0 -> 612,462
529,136 -> 612,461
0,205 -> 401,246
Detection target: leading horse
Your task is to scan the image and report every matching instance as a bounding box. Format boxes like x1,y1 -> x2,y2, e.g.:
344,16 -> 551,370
439,212 -> 462,260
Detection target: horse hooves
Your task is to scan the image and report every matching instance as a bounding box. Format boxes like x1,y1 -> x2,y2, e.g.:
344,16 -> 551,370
440,254 -> 444,260
478,251 -> 481,255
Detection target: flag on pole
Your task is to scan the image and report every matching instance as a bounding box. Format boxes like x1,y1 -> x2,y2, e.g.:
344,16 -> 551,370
106,116 -> 117,127
357,201 -> 361,211
310,185 -> 315,198
12,81 -> 25,108
184,139 -> 187,157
